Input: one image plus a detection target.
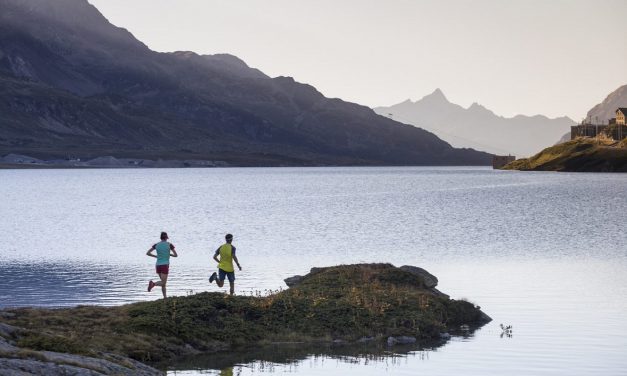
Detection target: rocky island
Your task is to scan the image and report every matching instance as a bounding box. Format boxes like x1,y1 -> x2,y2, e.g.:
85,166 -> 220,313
0,264 -> 490,375
502,137 -> 627,172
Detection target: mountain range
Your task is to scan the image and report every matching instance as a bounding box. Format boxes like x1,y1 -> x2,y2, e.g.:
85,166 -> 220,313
374,89 -> 575,157
0,0 -> 491,166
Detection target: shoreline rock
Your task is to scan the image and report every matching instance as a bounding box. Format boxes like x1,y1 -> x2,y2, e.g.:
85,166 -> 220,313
0,153 -> 231,169
285,264 -> 451,298
0,323 -> 162,375
387,336 -> 417,346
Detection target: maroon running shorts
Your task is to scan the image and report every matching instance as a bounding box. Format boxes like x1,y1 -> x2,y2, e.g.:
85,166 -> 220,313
156,264 -> 169,275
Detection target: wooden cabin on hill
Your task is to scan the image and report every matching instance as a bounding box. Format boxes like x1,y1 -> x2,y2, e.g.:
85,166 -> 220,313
617,108 -> 627,125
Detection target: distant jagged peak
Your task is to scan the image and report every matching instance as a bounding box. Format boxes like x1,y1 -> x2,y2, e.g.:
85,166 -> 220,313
419,88 -> 449,103
378,91 -> 575,124
468,102 -> 490,112
556,115 -> 576,122
466,102 -> 501,118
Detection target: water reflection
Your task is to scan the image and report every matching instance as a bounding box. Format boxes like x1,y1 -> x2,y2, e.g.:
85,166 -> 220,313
165,340 -> 449,375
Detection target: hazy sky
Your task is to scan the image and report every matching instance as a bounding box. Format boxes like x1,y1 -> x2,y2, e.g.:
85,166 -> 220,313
90,0 -> 627,121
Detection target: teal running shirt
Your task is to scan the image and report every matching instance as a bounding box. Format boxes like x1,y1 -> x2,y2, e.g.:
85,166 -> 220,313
155,241 -> 172,265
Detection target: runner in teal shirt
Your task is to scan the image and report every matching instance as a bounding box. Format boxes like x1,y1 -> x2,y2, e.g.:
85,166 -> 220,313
155,241 -> 171,266
146,232 -> 178,299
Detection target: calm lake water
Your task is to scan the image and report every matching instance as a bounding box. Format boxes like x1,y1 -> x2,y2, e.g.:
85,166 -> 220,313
1,167 -> 626,375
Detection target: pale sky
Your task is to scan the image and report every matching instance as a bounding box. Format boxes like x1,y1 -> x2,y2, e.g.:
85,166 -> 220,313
90,0 -> 627,121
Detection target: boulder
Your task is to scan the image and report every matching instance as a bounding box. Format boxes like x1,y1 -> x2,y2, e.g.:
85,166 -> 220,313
400,265 -> 438,288
0,335 -> 18,352
284,275 -> 304,287
0,321 -> 162,375
387,336 -> 417,346
41,351 -> 161,375
478,310 -> 492,323
429,287 -> 449,299
0,351 -> 163,375
0,358 -> 102,376
0,322 -> 18,339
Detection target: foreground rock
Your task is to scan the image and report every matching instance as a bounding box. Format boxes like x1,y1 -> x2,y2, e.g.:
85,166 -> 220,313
0,323 -> 161,375
502,137 -> 627,172
0,263 -> 490,373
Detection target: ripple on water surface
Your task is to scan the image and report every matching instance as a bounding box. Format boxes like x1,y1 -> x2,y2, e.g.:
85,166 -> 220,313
1,167 -> 627,375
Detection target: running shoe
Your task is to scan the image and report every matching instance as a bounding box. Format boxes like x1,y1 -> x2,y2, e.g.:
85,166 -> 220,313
148,280 -> 155,292
209,272 -> 217,283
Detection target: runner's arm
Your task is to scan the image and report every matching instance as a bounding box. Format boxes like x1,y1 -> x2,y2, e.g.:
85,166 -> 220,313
213,248 -> 220,263
169,243 -> 178,257
146,244 -> 157,258
233,248 -> 242,270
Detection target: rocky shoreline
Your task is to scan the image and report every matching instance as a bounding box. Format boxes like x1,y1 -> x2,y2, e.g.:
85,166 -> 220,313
0,153 -> 231,169
0,264 -> 491,375
0,322 -> 161,375
502,137 -> 627,172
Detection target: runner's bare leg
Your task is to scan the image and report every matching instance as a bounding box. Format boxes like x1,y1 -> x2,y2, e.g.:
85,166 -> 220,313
154,273 -> 168,298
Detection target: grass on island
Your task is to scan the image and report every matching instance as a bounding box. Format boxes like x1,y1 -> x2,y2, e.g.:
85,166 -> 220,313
503,136 -> 627,172
1,264 -> 486,363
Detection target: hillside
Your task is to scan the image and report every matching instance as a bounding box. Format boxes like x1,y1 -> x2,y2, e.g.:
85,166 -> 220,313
374,89 -> 575,157
0,0 -> 491,166
587,84 -> 627,123
502,137 -> 627,172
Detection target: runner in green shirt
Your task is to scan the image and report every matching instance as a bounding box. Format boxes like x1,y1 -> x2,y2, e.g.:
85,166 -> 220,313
209,233 -> 242,295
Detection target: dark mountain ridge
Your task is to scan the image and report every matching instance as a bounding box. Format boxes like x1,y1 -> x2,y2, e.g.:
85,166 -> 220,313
0,0 -> 491,165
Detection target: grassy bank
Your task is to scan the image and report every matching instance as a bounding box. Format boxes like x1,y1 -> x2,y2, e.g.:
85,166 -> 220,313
0,264 -> 489,363
503,137 -> 627,172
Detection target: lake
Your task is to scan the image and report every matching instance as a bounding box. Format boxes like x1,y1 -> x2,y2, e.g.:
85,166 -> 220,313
1,167 -> 626,375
